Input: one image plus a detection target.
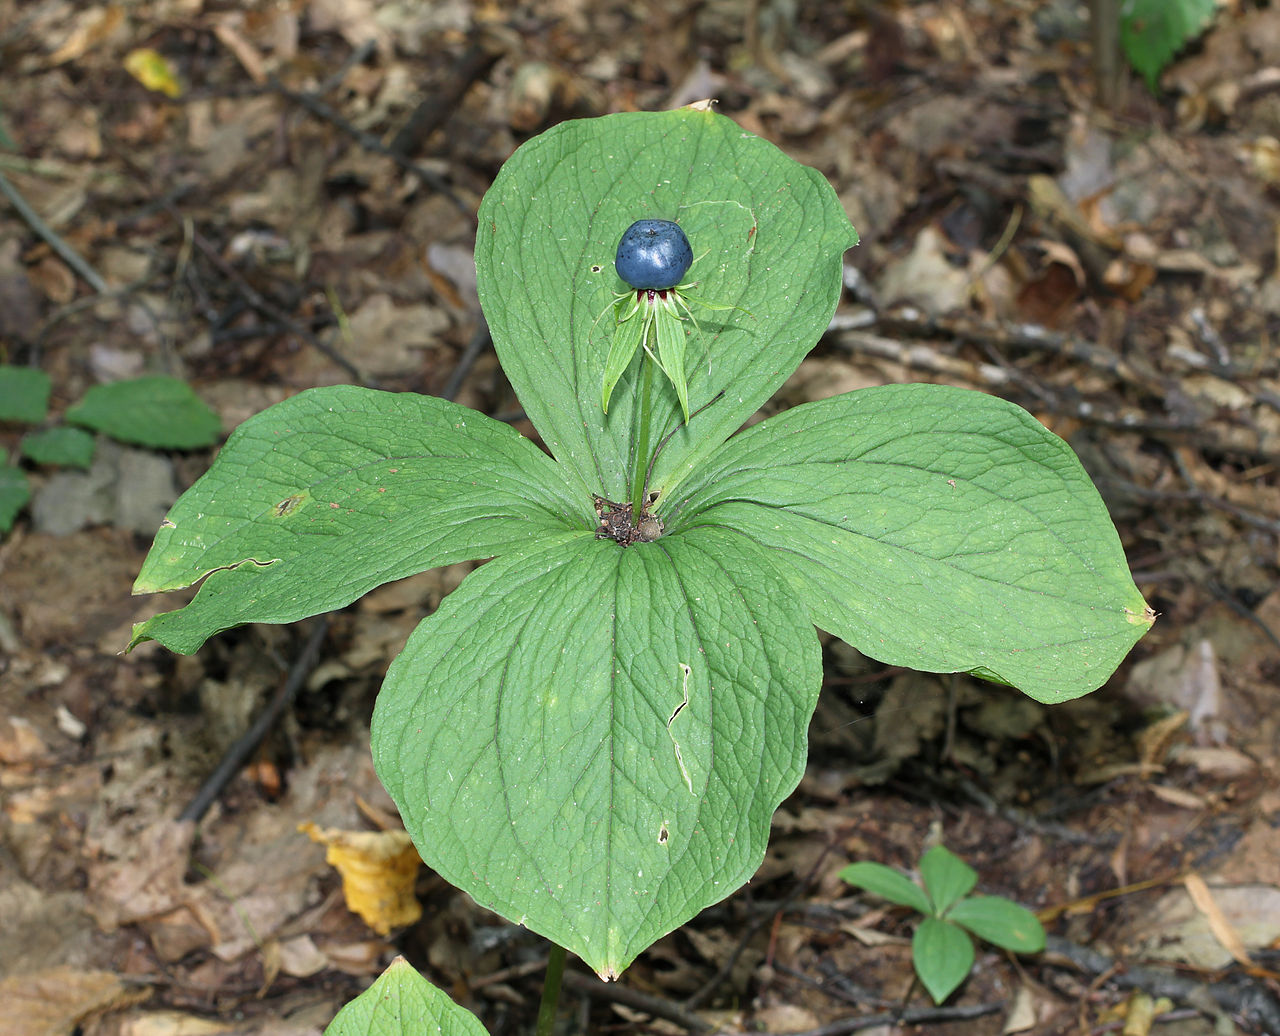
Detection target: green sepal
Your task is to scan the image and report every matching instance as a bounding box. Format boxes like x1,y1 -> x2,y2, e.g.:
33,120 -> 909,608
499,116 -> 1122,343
601,298 -> 645,415
652,299 -> 691,423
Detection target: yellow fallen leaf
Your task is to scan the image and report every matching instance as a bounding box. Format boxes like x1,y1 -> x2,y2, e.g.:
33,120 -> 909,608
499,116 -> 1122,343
300,822 -> 422,935
123,49 -> 183,99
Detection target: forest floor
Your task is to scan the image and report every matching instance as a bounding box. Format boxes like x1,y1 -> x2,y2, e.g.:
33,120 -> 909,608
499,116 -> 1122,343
2,1 -> 1279,1034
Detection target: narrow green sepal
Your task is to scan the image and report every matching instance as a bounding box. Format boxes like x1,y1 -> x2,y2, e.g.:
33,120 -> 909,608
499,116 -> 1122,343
652,300 -> 691,423
601,302 -> 645,415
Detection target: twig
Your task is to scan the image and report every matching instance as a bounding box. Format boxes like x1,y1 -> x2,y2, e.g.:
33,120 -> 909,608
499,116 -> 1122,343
269,75 -> 471,217
390,36 -> 503,157
170,211 -> 372,387
179,619 -> 329,824
773,962 -> 894,1010
562,971 -> 714,1033
316,38 -> 378,95
0,168 -> 108,293
685,841 -> 834,1012
439,322 -> 491,402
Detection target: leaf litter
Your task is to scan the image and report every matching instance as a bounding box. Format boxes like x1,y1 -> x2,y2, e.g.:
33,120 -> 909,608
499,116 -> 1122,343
1,0 -> 1279,1032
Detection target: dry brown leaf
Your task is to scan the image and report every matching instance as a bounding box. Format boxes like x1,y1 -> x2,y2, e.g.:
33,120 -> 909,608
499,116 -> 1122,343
48,6 -> 125,66
212,18 -> 267,84
114,1011 -> 236,1035
0,967 -> 144,1036
1184,872 -> 1253,967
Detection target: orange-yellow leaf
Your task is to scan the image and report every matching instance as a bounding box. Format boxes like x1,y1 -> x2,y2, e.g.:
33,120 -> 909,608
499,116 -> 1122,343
300,822 -> 421,936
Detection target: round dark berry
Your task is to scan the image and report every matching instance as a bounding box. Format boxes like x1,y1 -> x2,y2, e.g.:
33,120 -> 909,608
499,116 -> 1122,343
614,219 -> 693,291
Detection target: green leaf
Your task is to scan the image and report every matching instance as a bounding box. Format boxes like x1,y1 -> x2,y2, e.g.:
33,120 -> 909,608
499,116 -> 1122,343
913,917 -> 974,1004
129,386 -> 587,653
1121,0 -> 1216,90
0,462 -> 30,532
65,376 -> 222,448
21,426 -> 96,468
947,896 -> 1046,954
475,106 -> 857,505
371,524 -> 821,980
668,383 -> 1152,703
325,956 -> 489,1036
0,366 -> 51,423
838,861 -> 932,915
919,845 -> 976,915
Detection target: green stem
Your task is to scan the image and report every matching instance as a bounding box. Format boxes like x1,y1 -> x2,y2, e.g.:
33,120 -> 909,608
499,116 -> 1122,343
534,942 -> 568,1036
630,350 -> 654,520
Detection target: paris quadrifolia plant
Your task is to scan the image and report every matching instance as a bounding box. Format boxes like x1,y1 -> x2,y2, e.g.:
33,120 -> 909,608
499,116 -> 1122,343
129,105 -> 1152,1032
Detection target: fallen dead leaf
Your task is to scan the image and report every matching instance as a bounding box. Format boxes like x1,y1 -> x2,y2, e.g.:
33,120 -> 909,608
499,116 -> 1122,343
300,823 -> 422,936
1184,872 -> 1253,967
0,967 -> 145,1036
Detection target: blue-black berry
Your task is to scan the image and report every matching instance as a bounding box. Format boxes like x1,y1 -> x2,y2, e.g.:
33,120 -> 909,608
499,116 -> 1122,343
614,220 -> 693,291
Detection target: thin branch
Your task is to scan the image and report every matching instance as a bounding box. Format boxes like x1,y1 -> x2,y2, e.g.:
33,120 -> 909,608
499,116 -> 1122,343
0,168 -> 108,294
179,619 -> 329,824
562,971 -> 714,1033
269,75 -> 471,217
439,322 -> 491,402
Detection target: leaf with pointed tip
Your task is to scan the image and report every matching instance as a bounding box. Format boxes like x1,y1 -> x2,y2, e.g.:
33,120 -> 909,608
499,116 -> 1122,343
371,525 -> 821,979
913,917 -> 974,1004
130,386 -> 586,653
325,956 -> 488,1036
947,896 -> 1045,953
667,383 -> 1152,703
475,106 -> 857,504
66,376 -> 221,449
919,845 -> 976,915
838,861 -> 932,915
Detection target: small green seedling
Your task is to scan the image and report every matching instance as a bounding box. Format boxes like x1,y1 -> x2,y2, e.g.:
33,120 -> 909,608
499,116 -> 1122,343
0,366 -> 221,532
839,845 -> 1046,1004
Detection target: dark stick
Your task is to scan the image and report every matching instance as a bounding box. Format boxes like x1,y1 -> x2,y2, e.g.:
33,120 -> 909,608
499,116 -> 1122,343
178,619 -> 329,824
269,75 -> 471,217
439,323 -> 491,402
0,168 -> 108,293
171,212 -> 372,387
562,971 -> 714,1033
389,38 -> 502,157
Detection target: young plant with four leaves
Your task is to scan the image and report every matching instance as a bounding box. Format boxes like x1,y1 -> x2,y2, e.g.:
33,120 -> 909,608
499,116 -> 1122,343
0,367 -> 221,532
129,106 -> 1151,1005
840,845 -> 1046,1004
